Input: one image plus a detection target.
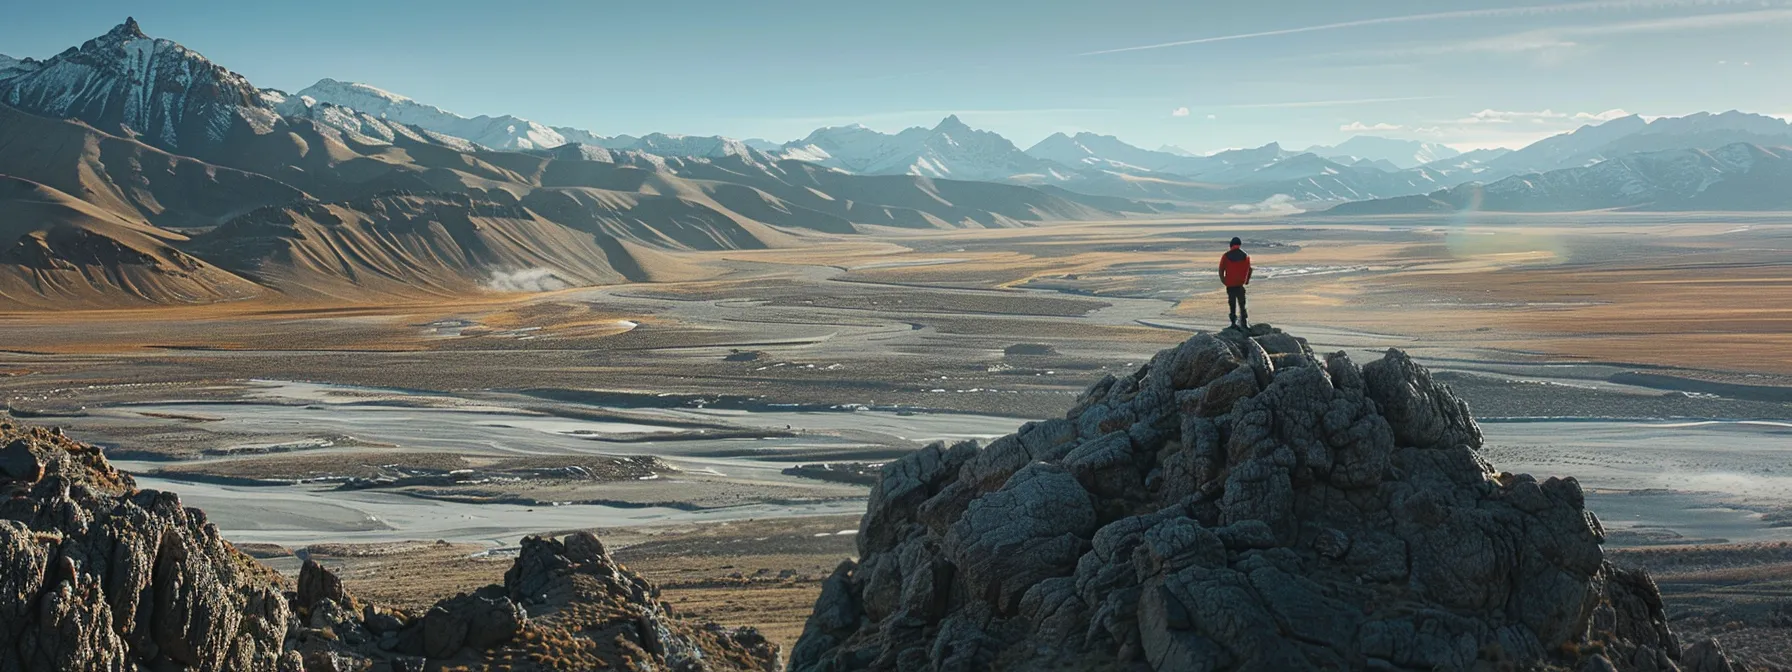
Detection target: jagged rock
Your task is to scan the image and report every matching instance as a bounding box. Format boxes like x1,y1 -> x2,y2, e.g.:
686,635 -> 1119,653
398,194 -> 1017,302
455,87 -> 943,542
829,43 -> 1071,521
294,528 -> 780,669
0,424 -> 295,672
295,559 -> 355,614
789,325 -> 1729,672
504,530 -> 653,607
1363,348 -> 1483,450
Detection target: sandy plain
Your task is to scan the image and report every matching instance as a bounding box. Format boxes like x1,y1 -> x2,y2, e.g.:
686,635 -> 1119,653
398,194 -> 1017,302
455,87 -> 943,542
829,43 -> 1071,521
4,212 -> 1791,661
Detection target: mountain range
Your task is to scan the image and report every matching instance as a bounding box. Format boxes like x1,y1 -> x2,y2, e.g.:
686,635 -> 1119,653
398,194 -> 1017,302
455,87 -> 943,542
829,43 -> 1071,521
767,115 -> 1790,208
4,18 -> 1791,307
1321,111 -> 1792,215
1303,136 -> 1461,169
162,38 -> 1792,211
249,72 -> 1717,208
275,78 -> 608,151
1325,143 -> 1792,214
0,19 -> 1147,309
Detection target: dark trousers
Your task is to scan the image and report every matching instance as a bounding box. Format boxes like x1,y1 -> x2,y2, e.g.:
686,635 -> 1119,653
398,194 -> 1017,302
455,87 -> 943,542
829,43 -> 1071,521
1226,285 -> 1248,321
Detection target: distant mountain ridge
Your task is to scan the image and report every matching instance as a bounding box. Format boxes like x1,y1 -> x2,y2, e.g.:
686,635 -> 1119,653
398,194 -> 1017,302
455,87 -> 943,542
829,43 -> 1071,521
278,76 -> 1787,212
1026,132 -> 1211,175
282,78 -> 776,164
1304,136 -> 1461,169
783,116 -> 1068,182
0,53 -> 39,79
1483,111 -> 1792,175
280,78 -> 611,151
1325,142 -> 1792,214
280,79 -> 563,150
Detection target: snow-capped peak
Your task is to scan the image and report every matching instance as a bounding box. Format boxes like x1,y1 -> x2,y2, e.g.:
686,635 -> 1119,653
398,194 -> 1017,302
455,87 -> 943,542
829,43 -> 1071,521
1303,136 -> 1461,169
777,115 -> 1058,181
0,18 -> 274,152
285,77 -> 775,161
302,79 -> 437,113
291,78 -> 578,151
106,16 -> 147,40
627,132 -> 767,163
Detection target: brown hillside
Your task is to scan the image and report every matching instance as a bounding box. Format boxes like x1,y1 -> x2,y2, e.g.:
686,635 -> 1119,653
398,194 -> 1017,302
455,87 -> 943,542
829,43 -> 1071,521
187,192 -> 640,302
0,176 -> 264,307
0,104 -> 306,230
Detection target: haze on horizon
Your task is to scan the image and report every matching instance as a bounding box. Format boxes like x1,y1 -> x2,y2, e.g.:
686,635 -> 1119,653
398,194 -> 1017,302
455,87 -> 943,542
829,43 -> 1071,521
2,0 -> 1788,153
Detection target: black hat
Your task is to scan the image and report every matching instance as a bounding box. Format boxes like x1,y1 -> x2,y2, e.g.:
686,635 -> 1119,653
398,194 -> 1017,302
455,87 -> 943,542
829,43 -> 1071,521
1229,237 -> 1242,247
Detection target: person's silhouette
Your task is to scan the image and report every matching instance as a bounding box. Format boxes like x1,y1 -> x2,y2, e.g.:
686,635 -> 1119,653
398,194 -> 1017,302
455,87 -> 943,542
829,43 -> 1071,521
1219,237 -> 1253,329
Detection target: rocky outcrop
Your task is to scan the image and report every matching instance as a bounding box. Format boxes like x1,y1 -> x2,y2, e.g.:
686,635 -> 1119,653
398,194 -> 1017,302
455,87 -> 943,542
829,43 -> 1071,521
790,325 -> 1732,671
0,423 -> 299,671
295,531 -> 780,671
0,419 -> 781,672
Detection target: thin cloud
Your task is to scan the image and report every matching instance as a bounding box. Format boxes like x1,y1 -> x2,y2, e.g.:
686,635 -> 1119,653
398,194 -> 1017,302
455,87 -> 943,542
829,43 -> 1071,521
1171,107 -> 1191,117
1458,109 -> 1568,124
1472,8 -> 1792,54
1453,108 -> 1632,125
1341,122 -> 1402,132
1078,0 -> 1755,56
1334,7 -> 1792,60
1569,7 -> 1792,35
1225,95 -> 1443,110
1573,109 -> 1632,121
1348,34 -> 1581,58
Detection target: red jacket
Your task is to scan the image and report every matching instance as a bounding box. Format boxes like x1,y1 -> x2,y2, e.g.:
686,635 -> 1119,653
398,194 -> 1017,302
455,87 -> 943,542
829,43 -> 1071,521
1219,247 -> 1252,287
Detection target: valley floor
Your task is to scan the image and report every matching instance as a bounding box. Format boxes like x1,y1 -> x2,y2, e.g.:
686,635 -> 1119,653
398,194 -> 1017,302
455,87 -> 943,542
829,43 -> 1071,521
3,211 -> 1791,664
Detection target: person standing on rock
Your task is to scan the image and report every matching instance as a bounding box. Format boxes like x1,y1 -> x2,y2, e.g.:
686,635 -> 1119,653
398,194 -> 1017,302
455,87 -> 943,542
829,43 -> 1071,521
1219,236 -> 1253,329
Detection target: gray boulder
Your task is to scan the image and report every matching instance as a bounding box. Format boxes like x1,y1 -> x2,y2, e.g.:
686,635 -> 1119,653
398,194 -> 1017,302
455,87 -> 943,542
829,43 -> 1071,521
789,326 -> 1725,671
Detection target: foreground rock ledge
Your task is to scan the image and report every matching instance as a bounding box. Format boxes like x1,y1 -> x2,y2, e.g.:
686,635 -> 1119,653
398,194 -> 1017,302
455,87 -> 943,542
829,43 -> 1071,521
0,422 -> 780,671
790,325 -> 1737,672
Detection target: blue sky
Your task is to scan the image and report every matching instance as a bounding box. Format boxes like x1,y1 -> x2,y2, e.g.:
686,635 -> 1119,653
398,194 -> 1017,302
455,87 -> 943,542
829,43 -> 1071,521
2,0 -> 1787,152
